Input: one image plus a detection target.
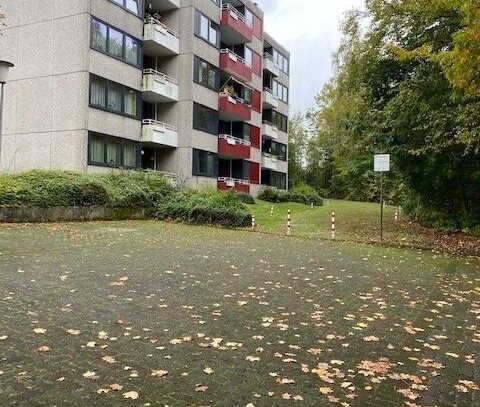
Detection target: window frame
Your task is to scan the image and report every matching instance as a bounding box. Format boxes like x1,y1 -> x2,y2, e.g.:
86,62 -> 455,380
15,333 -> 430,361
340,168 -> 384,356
192,149 -> 218,178
90,16 -> 142,68
193,102 -> 219,135
87,132 -> 140,169
108,0 -> 144,19
194,10 -> 220,48
273,79 -> 289,103
89,74 -> 142,120
193,55 -> 220,92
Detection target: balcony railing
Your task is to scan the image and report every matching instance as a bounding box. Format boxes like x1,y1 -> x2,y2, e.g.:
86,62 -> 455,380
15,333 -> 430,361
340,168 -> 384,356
142,119 -> 178,148
263,87 -> 279,109
218,93 -> 252,122
218,134 -> 251,160
262,153 -> 279,171
143,15 -> 179,56
262,121 -> 279,140
142,69 -> 179,103
220,49 -> 253,82
218,177 -> 251,194
263,52 -> 280,77
220,3 -> 253,44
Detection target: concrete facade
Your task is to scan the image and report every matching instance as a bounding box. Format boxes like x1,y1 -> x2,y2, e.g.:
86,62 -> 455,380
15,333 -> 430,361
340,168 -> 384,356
0,0 -> 290,195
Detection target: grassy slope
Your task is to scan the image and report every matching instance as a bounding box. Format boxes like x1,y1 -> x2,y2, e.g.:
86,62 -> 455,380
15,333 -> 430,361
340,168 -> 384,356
251,199 -> 402,242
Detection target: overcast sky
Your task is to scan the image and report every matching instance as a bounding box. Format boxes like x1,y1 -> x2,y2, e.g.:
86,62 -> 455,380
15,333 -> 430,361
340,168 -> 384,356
258,0 -> 365,113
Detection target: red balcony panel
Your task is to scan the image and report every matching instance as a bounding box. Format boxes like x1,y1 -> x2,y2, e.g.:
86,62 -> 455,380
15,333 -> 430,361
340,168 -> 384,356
251,89 -> 261,113
220,51 -> 253,83
221,8 -> 253,43
250,125 -> 260,148
219,94 -> 252,122
252,51 -> 262,76
218,136 -> 251,160
253,14 -> 263,39
249,162 -> 260,184
218,178 -> 251,194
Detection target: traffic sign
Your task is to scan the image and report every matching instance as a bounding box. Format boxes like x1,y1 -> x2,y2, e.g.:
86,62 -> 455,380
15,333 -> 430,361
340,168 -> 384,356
374,154 -> 390,172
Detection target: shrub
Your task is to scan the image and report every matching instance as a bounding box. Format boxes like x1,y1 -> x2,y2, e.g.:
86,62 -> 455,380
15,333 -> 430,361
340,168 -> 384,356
235,193 -> 255,205
290,183 -> 324,206
258,185 -> 323,206
154,188 -> 251,228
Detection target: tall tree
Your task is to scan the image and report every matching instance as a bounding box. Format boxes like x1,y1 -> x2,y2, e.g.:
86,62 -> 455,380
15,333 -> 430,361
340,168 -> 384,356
312,0 -> 479,227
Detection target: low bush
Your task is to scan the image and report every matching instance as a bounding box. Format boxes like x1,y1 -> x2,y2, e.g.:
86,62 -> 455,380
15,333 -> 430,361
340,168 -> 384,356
258,185 -> 323,206
154,188 -> 251,228
235,193 -> 255,205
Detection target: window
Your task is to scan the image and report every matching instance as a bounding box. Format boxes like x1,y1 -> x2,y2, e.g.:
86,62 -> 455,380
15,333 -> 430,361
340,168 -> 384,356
88,132 -> 140,168
89,75 -> 141,119
194,10 -> 220,47
264,109 -> 288,133
194,56 -> 219,91
245,47 -> 253,67
193,103 -> 219,135
272,48 -> 289,75
193,149 -> 218,178
91,19 -> 107,52
90,17 -> 142,67
210,0 -> 220,5
273,80 -> 289,103
245,9 -> 254,28
109,0 -> 143,17
262,139 -> 287,161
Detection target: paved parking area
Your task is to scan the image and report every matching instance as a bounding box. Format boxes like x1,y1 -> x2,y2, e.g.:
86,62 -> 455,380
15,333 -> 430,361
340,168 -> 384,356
0,221 -> 479,406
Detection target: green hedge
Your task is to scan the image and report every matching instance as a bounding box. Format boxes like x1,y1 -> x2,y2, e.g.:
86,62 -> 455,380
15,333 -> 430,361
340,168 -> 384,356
0,171 -> 252,228
258,185 -> 323,206
154,187 -> 251,228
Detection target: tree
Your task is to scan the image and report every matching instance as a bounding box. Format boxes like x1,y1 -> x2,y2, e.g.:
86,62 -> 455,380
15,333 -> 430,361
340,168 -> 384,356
287,112 -> 309,188
311,0 -> 479,228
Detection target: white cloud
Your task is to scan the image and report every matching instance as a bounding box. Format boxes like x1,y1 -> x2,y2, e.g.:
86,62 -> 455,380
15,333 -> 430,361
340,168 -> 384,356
258,0 -> 365,112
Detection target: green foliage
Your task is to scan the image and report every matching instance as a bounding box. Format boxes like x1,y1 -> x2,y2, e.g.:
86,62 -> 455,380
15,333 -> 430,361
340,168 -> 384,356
309,0 -> 480,228
258,187 -> 323,206
289,183 -> 324,206
154,187 -> 251,228
235,193 -> 256,205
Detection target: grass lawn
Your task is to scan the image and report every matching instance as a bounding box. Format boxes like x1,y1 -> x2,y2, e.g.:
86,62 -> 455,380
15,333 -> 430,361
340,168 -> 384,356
0,221 -> 479,406
250,199 -> 480,256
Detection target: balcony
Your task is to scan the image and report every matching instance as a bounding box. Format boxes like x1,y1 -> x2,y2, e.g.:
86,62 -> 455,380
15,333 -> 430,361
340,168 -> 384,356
263,88 -> 279,109
218,177 -> 251,194
220,49 -> 253,83
143,16 -> 179,56
263,53 -> 280,77
142,69 -> 178,103
142,119 -> 178,148
262,121 -> 278,140
148,0 -> 180,11
218,93 -> 252,122
218,135 -> 251,160
262,153 -> 279,171
221,4 -> 253,44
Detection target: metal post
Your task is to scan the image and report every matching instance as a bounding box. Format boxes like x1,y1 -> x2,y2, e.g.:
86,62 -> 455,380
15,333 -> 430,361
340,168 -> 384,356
380,172 -> 384,242
270,205 -> 274,216
0,83 -> 4,163
251,214 -> 256,230
395,210 -> 398,222
287,210 -> 291,236
331,212 -> 336,240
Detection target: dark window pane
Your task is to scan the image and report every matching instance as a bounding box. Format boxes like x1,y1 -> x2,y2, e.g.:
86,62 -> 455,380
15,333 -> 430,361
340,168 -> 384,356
125,36 -> 139,65
89,134 -> 105,163
107,82 -> 123,112
92,19 -> 107,52
108,27 -> 124,58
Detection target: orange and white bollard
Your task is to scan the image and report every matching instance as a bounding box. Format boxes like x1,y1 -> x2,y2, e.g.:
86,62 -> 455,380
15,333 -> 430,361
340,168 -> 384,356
395,210 -> 398,222
271,205 -> 274,216
311,202 -> 314,209
331,212 -> 336,240
252,214 -> 256,230
287,210 -> 291,236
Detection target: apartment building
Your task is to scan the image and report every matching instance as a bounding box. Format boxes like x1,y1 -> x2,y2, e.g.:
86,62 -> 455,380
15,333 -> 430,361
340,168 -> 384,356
0,0 -> 290,195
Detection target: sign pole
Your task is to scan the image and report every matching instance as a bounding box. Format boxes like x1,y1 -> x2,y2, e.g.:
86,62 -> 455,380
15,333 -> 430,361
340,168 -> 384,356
380,172 -> 384,242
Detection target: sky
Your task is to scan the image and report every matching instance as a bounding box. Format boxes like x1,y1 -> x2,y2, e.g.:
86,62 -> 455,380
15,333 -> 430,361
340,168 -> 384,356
258,0 -> 365,113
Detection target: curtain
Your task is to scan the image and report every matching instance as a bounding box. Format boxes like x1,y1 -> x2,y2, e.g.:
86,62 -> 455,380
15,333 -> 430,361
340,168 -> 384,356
124,141 -> 136,167
106,139 -> 121,166
126,0 -> 140,14
124,89 -> 137,116
92,19 -> 107,52
107,82 -> 122,112
89,135 -> 105,163
125,36 -> 138,65
108,27 -> 123,58
91,77 -> 106,108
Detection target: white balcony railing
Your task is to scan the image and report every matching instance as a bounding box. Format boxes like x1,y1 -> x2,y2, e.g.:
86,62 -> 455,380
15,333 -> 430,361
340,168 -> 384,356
142,119 -> 178,148
220,48 -> 247,66
222,3 -> 249,25
262,153 -> 279,171
144,15 -> 179,56
142,69 -> 178,103
262,121 -> 279,140
218,177 -> 251,186
219,134 -> 252,147
263,53 -> 280,76
263,88 -> 279,109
